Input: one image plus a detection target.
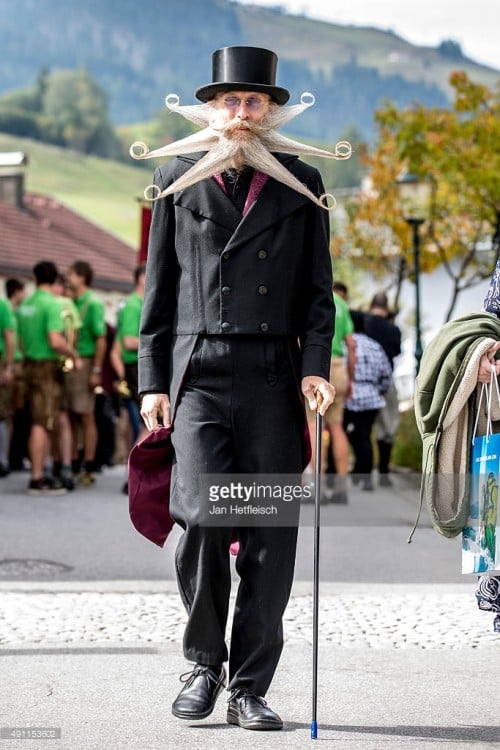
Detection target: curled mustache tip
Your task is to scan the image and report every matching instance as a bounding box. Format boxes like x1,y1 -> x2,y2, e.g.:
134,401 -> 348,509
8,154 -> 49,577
165,93 -> 180,109
130,141 -> 150,159
335,141 -> 352,159
300,92 -> 315,106
320,193 -> 337,211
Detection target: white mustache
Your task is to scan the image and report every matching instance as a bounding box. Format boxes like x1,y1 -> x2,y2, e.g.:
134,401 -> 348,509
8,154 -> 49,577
130,93 -> 351,211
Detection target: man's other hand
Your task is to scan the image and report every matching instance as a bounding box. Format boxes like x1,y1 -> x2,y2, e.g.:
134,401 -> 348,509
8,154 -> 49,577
141,393 -> 171,430
301,376 -> 335,416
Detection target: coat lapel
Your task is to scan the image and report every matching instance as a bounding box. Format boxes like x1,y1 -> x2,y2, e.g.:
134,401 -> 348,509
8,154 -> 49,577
173,170 -> 241,232
172,153 -> 311,248
226,178 -> 310,251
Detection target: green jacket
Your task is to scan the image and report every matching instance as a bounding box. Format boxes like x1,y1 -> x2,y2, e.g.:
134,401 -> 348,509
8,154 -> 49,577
415,311 -> 500,538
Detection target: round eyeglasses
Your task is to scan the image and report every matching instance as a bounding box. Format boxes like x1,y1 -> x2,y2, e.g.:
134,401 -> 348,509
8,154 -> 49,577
221,95 -> 269,113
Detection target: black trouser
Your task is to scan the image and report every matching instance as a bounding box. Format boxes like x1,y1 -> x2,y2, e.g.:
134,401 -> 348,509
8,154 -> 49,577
169,335 -> 304,696
343,408 -> 379,475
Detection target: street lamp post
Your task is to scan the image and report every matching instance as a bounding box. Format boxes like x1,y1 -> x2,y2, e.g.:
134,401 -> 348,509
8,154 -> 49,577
408,217 -> 424,373
396,172 -> 433,377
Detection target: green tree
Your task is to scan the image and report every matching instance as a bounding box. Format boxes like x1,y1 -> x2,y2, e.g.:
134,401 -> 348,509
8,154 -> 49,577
337,72 -> 500,320
42,68 -> 120,156
0,67 -> 121,158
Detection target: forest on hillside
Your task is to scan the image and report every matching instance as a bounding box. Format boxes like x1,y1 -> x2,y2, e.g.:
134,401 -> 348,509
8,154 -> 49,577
0,0 -> 496,142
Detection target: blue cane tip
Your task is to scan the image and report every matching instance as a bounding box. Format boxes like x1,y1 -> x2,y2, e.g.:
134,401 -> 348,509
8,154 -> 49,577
311,720 -> 318,739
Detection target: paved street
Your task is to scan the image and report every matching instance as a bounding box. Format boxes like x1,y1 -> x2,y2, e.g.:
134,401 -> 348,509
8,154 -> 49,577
1,468 -> 499,750
0,466 -> 467,583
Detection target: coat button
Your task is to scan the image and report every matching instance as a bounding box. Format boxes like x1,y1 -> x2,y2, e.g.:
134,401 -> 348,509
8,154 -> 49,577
222,251 -> 230,261
221,322 -> 231,332
221,286 -> 231,295
258,285 -> 268,295
259,322 -> 269,333
257,250 -> 267,260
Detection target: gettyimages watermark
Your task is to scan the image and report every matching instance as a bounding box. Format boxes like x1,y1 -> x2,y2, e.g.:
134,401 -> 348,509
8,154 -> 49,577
195,471 -> 464,528
199,474 -> 309,526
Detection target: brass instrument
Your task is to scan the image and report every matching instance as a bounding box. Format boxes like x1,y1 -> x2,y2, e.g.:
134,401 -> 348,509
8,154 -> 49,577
117,379 -> 131,398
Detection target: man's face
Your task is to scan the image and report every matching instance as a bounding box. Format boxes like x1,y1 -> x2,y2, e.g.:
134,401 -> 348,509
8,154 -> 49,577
213,90 -> 271,130
51,280 -> 64,297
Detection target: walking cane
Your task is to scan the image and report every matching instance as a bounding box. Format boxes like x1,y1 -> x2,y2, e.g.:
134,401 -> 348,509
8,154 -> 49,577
310,408 -> 322,740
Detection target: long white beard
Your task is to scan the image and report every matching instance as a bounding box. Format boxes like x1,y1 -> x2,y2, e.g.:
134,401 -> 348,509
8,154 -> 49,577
130,93 -> 351,211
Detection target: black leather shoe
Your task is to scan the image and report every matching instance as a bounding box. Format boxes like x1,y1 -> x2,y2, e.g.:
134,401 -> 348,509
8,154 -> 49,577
172,664 -> 226,720
227,689 -> 283,730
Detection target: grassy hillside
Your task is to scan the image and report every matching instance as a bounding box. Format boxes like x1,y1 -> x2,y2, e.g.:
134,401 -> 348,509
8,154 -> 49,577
0,133 -> 158,247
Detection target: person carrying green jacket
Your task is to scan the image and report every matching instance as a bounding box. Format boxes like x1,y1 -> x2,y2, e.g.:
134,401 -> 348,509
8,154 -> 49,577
414,311 -> 500,539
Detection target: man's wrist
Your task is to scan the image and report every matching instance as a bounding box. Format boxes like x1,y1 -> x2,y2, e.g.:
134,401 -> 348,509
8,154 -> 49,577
92,366 -> 102,374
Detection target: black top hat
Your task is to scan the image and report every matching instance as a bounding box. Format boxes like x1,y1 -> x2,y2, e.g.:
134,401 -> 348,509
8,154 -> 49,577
195,46 -> 290,105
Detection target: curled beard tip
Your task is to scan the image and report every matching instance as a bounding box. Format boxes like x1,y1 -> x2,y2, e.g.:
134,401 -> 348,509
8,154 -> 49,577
320,193 -> 337,211
130,141 -> 150,159
165,93 -> 180,109
300,92 -> 315,107
144,184 -> 162,202
335,141 -> 352,159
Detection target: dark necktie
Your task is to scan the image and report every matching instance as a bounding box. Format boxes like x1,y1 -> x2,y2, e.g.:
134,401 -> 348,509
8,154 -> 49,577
221,167 -> 254,214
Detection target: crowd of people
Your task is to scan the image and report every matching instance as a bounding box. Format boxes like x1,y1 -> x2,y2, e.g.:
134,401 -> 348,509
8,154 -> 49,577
0,259 -> 146,495
0,259 -> 403,501
307,285 -> 402,503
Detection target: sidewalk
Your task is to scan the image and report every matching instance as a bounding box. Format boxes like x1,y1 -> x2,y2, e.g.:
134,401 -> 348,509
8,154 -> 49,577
1,579 -> 499,750
1,469 -> 499,748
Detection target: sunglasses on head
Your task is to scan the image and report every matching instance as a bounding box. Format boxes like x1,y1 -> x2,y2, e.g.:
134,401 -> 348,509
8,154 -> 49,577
221,95 -> 269,112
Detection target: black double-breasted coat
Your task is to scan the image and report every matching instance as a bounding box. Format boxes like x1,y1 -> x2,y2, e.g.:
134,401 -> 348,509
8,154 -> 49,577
137,151 -> 335,692
138,151 -> 334,412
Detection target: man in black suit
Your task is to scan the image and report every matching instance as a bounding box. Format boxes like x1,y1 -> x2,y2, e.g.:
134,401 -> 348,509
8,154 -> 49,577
138,46 -> 335,731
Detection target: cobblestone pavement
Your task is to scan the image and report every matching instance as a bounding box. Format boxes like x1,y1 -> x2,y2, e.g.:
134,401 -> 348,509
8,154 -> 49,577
0,583 -> 496,650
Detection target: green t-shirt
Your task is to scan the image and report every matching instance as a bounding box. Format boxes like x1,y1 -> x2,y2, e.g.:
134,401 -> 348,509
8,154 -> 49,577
75,290 -> 106,357
17,289 -> 65,361
10,301 -> 23,362
331,292 -> 354,357
0,298 -> 15,360
118,291 -> 142,365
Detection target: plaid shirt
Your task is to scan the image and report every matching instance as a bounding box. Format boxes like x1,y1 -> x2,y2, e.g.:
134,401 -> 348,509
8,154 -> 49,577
345,333 -> 392,412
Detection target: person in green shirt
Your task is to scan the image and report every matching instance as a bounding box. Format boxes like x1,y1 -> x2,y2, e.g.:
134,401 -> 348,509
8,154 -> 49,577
52,273 -> 83,490
5,278 -> 27,472
118,267 -> 144,367
67,260 -> 106,486
5,278 -> 25,366
306,282 -> 355,503
116,264 -> 147,494
0,294 -> 15,476
17,261 -> 81,495
117,264 -> 146,425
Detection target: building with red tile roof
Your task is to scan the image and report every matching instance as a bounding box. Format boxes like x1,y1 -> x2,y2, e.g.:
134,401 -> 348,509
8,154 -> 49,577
0,153 -> 137,293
